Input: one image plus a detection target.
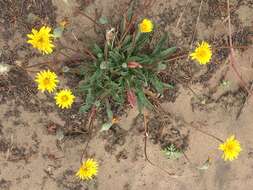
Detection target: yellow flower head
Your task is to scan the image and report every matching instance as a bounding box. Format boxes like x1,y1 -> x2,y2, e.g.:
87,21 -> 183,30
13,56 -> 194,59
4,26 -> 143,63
139,18 -> 153,33
55,89 -> 75,109
76,159 -> 98,180
35,70 -> 58,93
27,26 -> 54,54
190,41 -> 212,64
219,135 -> 242,161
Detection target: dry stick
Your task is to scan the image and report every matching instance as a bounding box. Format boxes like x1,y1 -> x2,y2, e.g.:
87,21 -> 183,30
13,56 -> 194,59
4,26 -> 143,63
76,10 -> 104,30
214,45 -> 250,50
164,44 -> 250,64
186,122 -> 224,143
148,103 -> 222,170
58,40 -> 97,61
79,92 -> 110,163
80,106 -> 97,164
151,101 -> 224,144
83,47 -> 97,61
161,71 -> 201,100
118,15 -> 138,48
175,0 -> 191,28
226,0 -> 252,96
190,0 -> 204,49
58,51 -> 72,59
165,54 -> 188,63
24,61 -> 52,69
143,111 -> 178,178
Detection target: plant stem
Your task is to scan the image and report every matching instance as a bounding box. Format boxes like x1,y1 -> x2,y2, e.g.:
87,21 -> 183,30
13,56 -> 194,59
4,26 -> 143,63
143,111 -> 178,178
226,0 -> 252,96
187,122 -> 224,143
76,10 -> 104,29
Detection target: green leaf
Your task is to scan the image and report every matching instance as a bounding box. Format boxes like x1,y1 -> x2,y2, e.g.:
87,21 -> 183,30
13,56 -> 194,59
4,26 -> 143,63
94,100 -> 101,107
134,33 -> 150,53
157,63 -> 167,71
120,17 -> 126,34
93,43 -> 103,55
100,122 -> 113,132
150,75 -> 164,94
53,27 -> 64,38
26,13 -> 39,23
109,50 -> 122,63
106,101 -> 113,120
100,61 -> 107,70
159,47 -> 177,58
79,89 -> 94,113
137,96 -> 143,113
98,16 -> 109,25
127,0 -> 135,21
121,35 -> 132,51
163,83 -> 174,89
136,88 -> 153,110
197,158 -> 211,170
163,144 -> 182,160
152,33 -> 168,56
79,104 -> 90,113
90,69 -> 102,83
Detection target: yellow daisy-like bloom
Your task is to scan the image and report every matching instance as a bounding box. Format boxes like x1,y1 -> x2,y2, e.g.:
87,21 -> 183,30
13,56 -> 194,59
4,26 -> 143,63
190,41 -> 212,65
27,26 -> 54,54
76,159 -> 98,180
54,89 -> 75,109
139,18 -> 153,33
35,70 -> 58,93
219,135 -> 242,161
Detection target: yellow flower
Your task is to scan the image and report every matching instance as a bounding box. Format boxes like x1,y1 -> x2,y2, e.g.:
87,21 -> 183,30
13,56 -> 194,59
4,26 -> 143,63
219,135 -> 242,161
55,89 -> 75,109
139,18 -> 153,33
190,41 -> 212,64
76,159 -> 98,180
27,26 -> 54,54
35,70 -> 58,93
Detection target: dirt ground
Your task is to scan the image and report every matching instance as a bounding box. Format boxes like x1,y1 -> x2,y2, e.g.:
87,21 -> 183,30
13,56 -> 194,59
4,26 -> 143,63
0,0 -> 253,190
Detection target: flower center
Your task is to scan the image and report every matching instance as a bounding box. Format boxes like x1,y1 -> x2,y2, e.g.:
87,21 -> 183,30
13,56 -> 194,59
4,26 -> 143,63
61,95 -> 69,102
81,165 -> 88,172
43,77 -> 51,86
225,144 -> 234,152
38,37 -> 44,44
198,49 -> 207,58
141,23 -> 148,31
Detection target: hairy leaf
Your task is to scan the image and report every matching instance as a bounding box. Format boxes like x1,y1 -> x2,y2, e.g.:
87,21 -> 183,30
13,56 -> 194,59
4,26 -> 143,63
152,33 -> 168,56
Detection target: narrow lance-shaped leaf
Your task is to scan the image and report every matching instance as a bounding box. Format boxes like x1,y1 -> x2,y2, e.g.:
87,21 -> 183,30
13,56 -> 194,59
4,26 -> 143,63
98,16 -> 108,25
53,27 -> 64,38
100,122 -> 113,132
136,88 -> 153,110
150,75 -> 164,94
106,100 -> 113,120
159,47 -> 177,58
152,32 -> 168,56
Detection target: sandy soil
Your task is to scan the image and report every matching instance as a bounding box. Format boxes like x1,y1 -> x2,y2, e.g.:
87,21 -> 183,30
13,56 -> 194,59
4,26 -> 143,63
0,0 -> 253,190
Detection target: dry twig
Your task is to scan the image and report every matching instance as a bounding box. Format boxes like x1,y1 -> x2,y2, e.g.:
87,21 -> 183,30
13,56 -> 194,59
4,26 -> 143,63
190,0 -> 204,49
176,0 -> 191,28
143,111 -> 178,178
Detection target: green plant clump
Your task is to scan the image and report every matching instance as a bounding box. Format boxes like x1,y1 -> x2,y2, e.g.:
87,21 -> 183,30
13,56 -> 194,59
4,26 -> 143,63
163,144 -> 182,160
78,6 -> 176,123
